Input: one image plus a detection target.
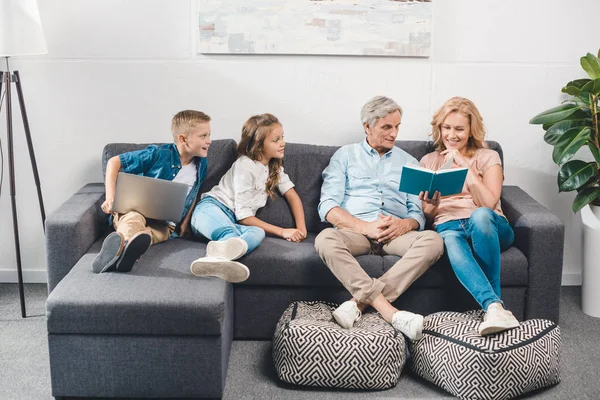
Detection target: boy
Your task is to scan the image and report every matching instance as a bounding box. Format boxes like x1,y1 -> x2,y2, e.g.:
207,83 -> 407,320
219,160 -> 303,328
92,110 -> 211,273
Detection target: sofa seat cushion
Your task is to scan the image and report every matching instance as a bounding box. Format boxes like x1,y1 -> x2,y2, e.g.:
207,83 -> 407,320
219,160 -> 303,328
46,237 -> 230,336
240,235 -> 529,287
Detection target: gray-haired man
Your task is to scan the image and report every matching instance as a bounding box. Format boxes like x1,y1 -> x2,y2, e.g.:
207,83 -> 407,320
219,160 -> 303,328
315,95 -> 444,340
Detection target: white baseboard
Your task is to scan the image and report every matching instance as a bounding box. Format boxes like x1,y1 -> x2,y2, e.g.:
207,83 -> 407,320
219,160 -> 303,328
561,272 -> 582,286
0,269 -> 48,284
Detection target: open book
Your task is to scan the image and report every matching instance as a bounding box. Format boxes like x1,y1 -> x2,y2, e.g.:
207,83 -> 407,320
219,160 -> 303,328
399,164 -> 468,198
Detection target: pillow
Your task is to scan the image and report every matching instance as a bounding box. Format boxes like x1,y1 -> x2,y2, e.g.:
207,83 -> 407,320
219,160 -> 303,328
272,301 -> 406,390
409,310 -> 561,400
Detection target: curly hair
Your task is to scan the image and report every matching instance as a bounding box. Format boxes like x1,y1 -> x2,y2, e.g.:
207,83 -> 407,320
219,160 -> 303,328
430,97 -> 487,157
237,113 -> 283,198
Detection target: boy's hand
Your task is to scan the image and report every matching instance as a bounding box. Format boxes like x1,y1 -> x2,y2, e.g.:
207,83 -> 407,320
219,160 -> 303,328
101,199 -> 114,214
282,228 -> 305,242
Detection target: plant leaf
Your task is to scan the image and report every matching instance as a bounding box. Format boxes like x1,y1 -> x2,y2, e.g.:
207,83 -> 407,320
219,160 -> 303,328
544,119 -> 591,145
562,78 -> 591,96
552,126 -> 591,164
558,160 -> 596,192
572,187 -> 600,212
530,103 -> 581,125
581,53 -> 600,80
589,142 -> 600,165
580,78 -> 600,99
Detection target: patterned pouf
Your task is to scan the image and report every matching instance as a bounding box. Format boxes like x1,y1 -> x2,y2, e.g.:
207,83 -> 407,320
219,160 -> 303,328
409,311 -> 561,400
272,301 -> 407,389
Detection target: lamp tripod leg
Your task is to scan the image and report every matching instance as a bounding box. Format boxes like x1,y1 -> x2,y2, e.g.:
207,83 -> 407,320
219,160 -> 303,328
4,70 -> 27,318
14,71 -> 46,227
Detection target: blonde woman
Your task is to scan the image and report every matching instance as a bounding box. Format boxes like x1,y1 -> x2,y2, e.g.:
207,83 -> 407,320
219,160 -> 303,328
190,113 -> 307,282
420,97 -> 519,336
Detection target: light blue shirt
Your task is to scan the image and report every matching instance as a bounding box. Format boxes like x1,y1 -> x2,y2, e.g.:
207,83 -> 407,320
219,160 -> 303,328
318,139 -> 425,230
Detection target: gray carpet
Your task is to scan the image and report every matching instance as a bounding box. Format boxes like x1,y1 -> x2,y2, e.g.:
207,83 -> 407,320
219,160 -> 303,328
1,284 -> 599,399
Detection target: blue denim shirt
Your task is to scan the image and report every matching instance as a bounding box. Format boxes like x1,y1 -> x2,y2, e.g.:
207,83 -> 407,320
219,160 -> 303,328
318,139 -> 425,230
119,143 -> 207,223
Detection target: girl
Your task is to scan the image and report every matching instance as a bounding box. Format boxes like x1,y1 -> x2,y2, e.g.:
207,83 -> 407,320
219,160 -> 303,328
189,113 -> 307,282
419,97 -> 519,336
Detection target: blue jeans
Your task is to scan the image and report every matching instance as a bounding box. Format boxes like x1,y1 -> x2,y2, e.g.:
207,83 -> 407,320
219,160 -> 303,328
435,207 -> 514,311
191,196 -> 265,255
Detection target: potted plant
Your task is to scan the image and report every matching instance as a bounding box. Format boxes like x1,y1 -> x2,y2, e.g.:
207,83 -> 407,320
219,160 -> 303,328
530,49 -> 600,317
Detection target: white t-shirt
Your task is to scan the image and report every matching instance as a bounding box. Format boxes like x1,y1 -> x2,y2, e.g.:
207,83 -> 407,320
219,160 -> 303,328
202,155 -> 295,220
172,161 -> 197,196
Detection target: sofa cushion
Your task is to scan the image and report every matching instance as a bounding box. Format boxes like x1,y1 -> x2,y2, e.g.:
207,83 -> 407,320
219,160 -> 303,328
239,235 -> 528,287
46,237 -> 231,336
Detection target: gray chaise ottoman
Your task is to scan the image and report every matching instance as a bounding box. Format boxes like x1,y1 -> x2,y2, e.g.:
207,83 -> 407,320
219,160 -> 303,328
46,238 -> 233,399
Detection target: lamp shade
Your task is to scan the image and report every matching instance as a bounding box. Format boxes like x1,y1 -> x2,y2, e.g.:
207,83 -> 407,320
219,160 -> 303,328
0,0 -> 47,57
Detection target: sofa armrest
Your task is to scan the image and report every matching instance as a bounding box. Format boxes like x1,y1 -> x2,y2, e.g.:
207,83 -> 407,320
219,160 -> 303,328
501,185 -> 565,323
45,183 -> 107,293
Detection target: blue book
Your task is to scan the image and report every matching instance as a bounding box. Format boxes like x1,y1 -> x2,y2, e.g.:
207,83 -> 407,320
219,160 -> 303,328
399,164 -> 468,198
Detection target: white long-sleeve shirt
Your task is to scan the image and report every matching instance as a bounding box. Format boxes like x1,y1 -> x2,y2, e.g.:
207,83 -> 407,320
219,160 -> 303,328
202,155 -> 295,220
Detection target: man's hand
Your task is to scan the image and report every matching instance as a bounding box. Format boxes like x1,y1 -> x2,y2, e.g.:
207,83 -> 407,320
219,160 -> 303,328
100,198 -> 114,214
376,214 -> 417,243
363,218 -> 387,240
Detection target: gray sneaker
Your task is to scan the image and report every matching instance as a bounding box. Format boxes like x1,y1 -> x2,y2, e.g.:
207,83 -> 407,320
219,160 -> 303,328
115,232 -> 152,273
206,238 -> 248,261
190,256 -> 250,283
391,310 -> 424,340
92,232 -> 125,273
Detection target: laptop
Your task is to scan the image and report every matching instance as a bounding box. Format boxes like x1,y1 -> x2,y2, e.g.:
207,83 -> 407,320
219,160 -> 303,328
112,172 -> 189,222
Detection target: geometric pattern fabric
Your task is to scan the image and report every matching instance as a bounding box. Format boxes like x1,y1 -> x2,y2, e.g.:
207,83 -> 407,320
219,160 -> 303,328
273,301 -> 406,389
409,310 -> 561,400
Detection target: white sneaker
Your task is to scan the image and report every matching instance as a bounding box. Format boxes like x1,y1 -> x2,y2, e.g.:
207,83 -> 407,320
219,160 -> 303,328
206,238 -> 248,261
332,301 -> 361,329
391,310 -> 424,340
479,303 -> 520,336
190,256 -> 250,283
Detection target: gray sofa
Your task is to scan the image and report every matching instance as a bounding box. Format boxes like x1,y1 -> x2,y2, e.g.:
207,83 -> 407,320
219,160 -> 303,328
45,139 -> 565,399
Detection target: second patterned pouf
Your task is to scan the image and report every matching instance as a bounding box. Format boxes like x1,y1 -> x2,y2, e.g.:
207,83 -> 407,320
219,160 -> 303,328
409,310 -> 561,400
272,301 -> 406,390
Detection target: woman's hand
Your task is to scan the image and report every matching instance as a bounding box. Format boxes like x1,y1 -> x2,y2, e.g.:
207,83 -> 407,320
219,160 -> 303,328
281,228 -> 306,242
419,190 -> 440,219
440,149 -> 479,186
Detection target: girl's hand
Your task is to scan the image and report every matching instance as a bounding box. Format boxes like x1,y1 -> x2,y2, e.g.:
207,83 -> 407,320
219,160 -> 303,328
419,190 -> 440,219
281,228 -> 305,242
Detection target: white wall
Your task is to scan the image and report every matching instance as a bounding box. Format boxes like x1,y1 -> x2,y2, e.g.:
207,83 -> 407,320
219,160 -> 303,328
0,0 -> 596,284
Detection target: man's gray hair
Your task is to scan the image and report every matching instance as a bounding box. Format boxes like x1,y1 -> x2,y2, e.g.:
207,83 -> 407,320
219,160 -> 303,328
360,96 -> 403,129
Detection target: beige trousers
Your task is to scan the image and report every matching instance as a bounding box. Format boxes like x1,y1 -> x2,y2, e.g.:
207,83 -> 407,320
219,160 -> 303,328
112,211 -> 174,245
315,228 -> 444,304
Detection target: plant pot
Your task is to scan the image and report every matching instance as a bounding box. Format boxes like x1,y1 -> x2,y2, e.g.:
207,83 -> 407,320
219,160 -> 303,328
581,204 -> 600,317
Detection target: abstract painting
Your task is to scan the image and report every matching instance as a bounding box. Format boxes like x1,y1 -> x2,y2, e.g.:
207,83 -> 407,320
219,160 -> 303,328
198,0 -> 432,57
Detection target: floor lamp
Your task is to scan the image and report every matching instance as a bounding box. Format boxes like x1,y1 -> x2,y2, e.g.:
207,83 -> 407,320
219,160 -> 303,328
0,0 -> 48,318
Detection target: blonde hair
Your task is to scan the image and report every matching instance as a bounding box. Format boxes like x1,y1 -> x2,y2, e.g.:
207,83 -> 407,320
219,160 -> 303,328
171,110 -> 211,142
431,97 -> 487,157
237,113 -> 283,198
